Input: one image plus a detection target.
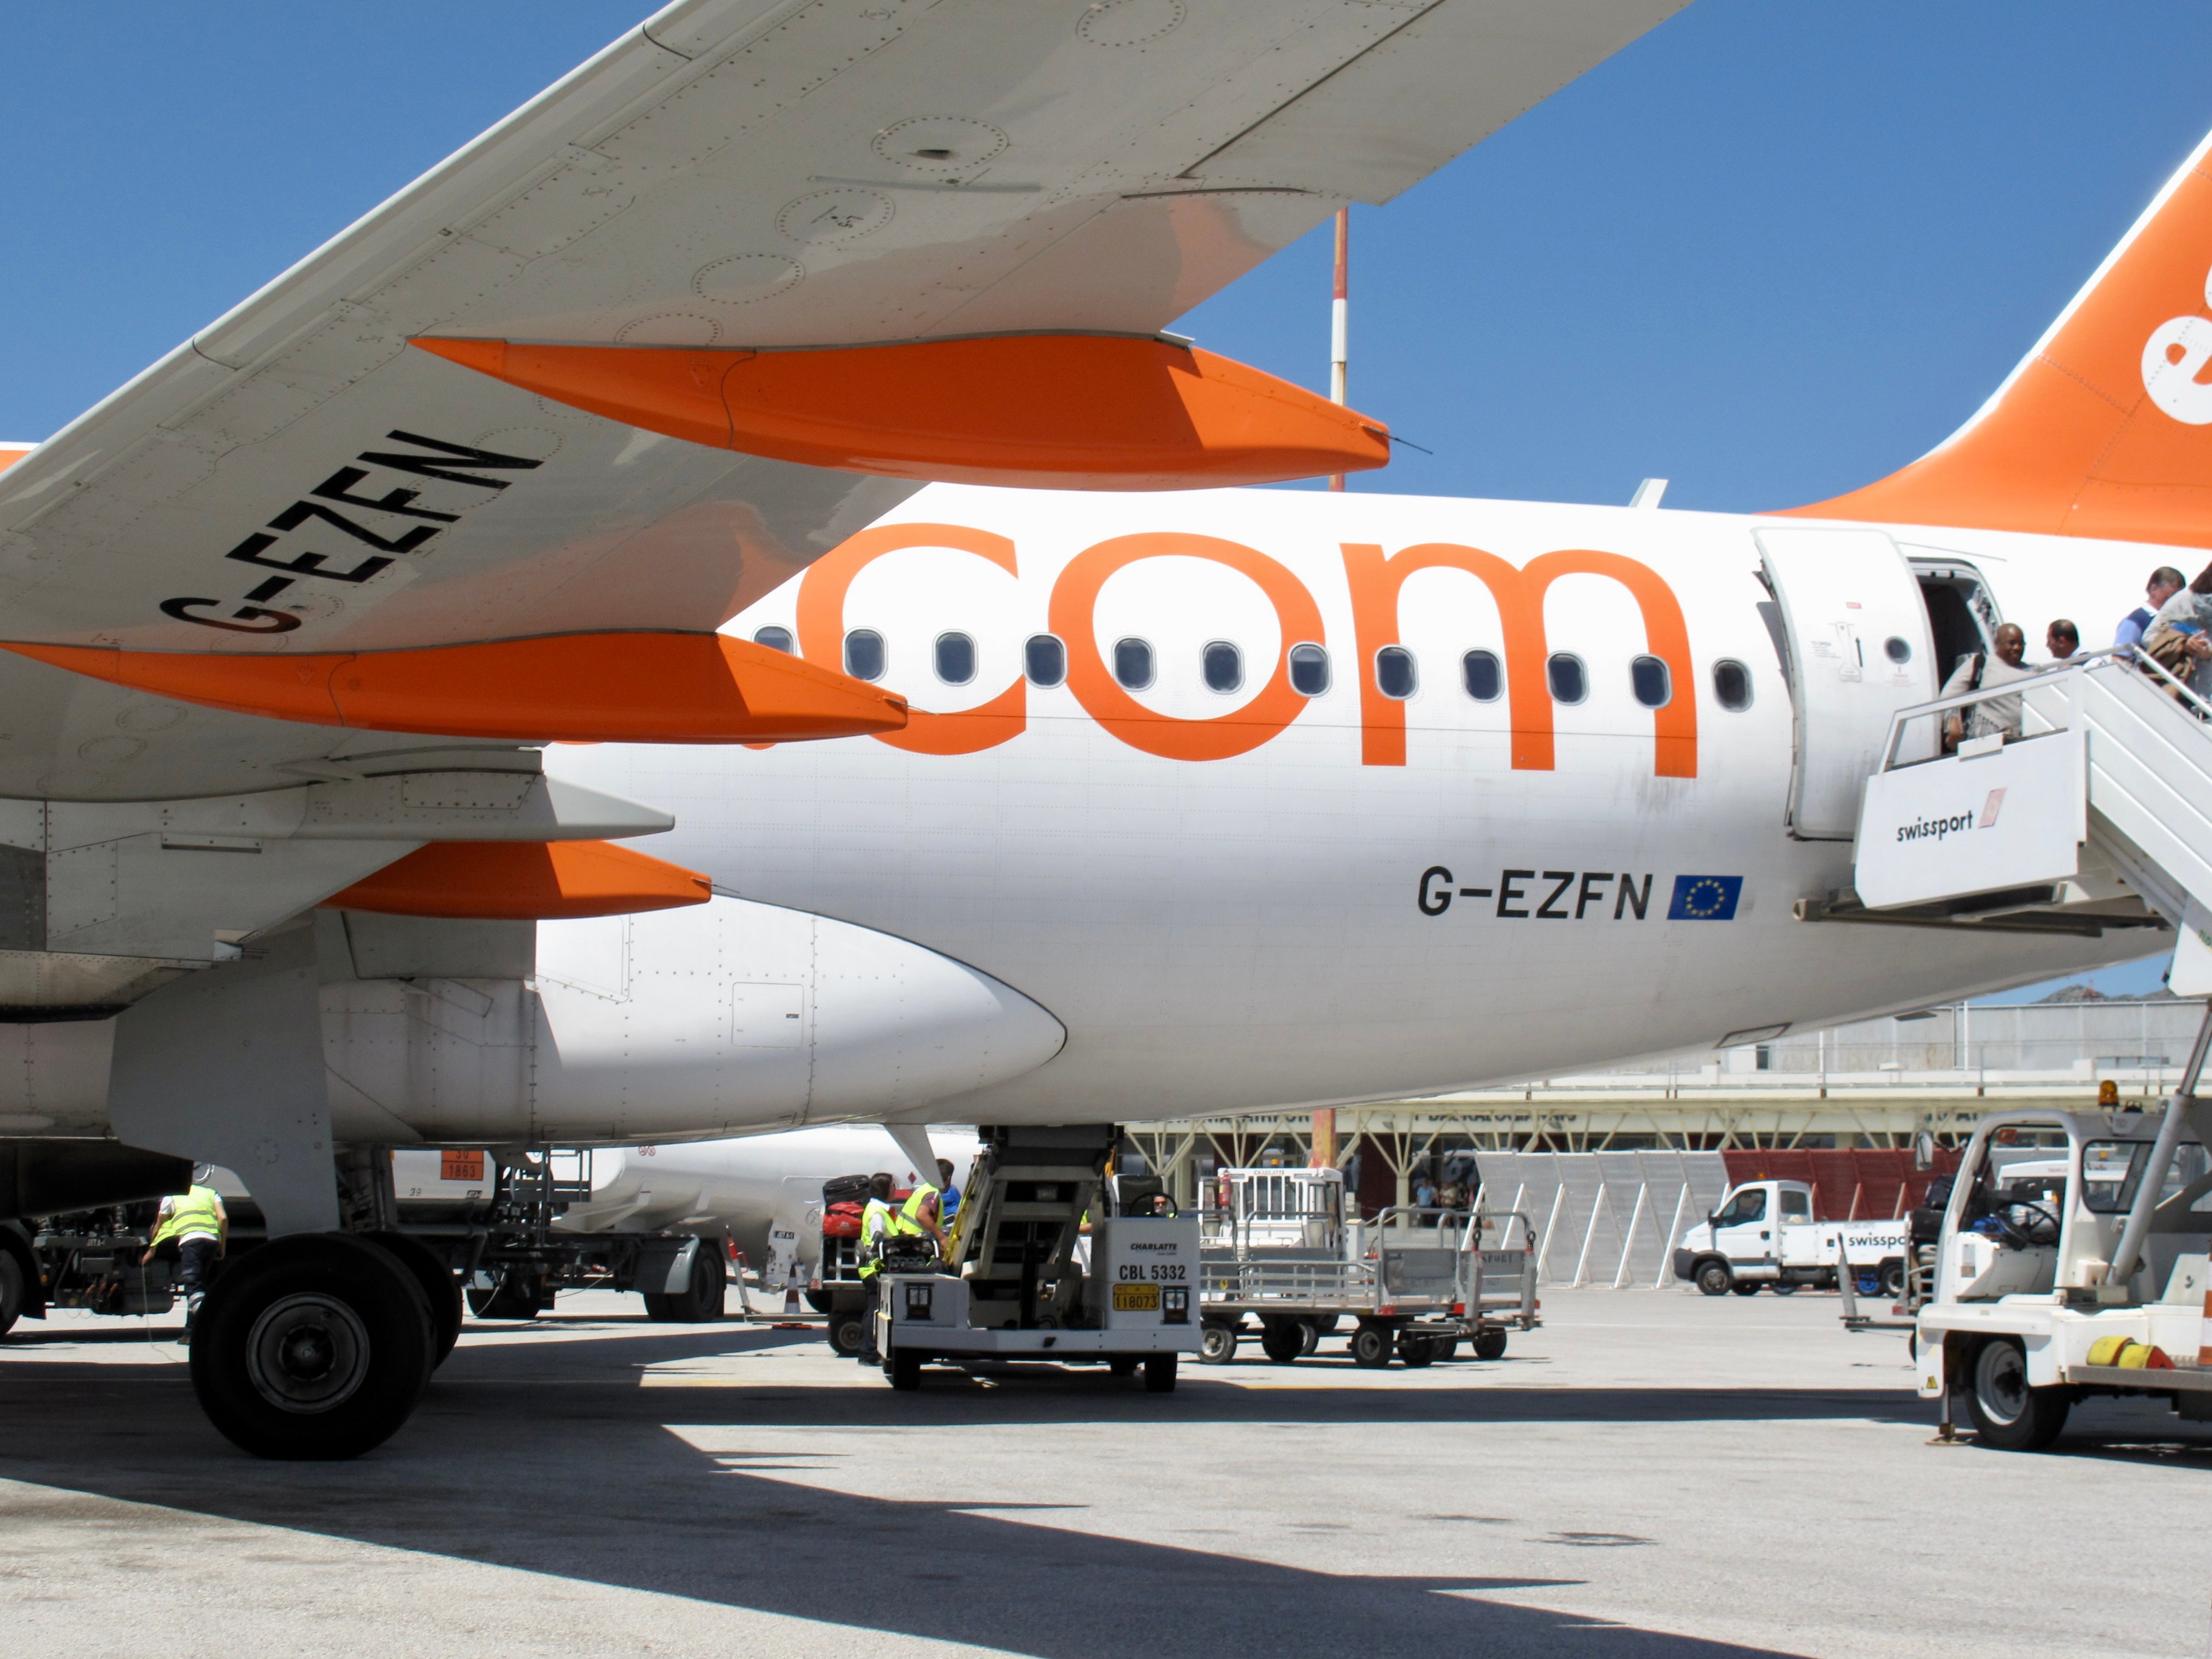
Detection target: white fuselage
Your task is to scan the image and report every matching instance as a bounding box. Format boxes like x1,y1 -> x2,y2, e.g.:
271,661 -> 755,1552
0,484 -> 2151,1145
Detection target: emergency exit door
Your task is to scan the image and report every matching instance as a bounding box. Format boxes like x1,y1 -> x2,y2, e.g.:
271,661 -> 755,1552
1754,527 -> 1938,840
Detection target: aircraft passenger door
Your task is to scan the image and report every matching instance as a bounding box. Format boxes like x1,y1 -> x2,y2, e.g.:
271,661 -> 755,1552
1754,527 -> 1938,839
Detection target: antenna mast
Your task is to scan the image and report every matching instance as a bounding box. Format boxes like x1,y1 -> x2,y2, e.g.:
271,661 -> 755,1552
1328,206 -> 1348,493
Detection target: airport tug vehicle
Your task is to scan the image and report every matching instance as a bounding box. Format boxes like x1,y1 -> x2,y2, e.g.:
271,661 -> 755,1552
1194,1167 -> 1536,1367
1674,1180 -> 1912,1299
874,1126 -> 1200,1391
1915,1079 -> 2212,1449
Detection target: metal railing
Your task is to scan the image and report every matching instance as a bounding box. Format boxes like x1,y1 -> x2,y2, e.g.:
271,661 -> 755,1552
1877,647 -> 2212,776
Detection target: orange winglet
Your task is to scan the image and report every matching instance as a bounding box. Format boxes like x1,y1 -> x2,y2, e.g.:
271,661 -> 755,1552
412,333 -> 1391,490
323,839 -> 711,920
1,631 -> 907,743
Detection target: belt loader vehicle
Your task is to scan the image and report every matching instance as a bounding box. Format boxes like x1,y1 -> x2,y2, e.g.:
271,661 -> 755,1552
1673,1178 -> 1911,1298
1915,1094 -> 2212,1450
872,1125 -> 1200,1391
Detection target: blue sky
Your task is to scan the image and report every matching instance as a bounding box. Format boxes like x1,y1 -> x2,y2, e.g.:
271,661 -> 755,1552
5,1 -> 2205,995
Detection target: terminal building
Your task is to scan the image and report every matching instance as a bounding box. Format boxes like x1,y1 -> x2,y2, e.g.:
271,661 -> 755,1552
1125,988 -> 2196,1290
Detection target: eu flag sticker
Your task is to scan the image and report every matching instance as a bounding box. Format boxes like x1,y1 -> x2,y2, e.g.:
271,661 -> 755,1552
1667,875 -> 1743,920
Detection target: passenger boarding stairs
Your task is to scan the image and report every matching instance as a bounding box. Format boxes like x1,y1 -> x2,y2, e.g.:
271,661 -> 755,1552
1819,651 -> 2212,971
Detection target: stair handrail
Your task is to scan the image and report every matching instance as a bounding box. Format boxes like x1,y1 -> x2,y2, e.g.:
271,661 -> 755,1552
1871,648 -> 2212,775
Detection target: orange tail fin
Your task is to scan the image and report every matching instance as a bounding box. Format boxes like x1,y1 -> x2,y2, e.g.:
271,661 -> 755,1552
1786,131 -> 2212,548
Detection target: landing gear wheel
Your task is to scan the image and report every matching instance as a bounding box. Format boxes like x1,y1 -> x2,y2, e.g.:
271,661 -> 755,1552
1472,1326 -> 1508,1361
468,1271 -> 545,1321
365,1231 -> 461,1367
663,1247 -> 727,1323
1731,1282 -> 1761,1296
191,1233 -> 431,1461
1199,1321 -> 1238,1365
0,1247 -> 23,1339
1771,1283 -> 1799,1296
888,1349 -> 923,1391
1143,1353 -> 1177,1392
827,1312 -> 866,1357
1879,1260 -> 1907,1299
1695,1261 -> 1732,1297
1966,1337 -> 2071,1451
1397,1336 -> 1436,1367
1259,1319 -> 1304,1363
1108,1355 -> 1140,1377
1349,1324 -> 1392,1368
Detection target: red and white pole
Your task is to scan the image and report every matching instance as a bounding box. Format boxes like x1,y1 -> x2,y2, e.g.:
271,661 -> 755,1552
1328,206 -> 1349,492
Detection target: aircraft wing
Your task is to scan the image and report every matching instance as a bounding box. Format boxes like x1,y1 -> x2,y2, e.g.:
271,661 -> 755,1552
0,0 -> 1680,966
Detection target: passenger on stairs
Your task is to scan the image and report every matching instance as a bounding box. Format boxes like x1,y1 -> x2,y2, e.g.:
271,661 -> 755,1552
2140,563 -> 2212,696
2114,565 -> 2186,653
1939,623 -> 2031,750
2045,618 -> 2079,662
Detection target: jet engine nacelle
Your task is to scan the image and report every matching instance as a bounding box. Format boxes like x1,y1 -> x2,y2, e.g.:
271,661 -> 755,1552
321,894 -> 1065,1145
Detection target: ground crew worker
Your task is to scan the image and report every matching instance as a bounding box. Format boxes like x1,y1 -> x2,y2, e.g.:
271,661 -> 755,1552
855,1172 -> 895,1363
140,1168 -> 227,1341
898,1162 -> 952,1256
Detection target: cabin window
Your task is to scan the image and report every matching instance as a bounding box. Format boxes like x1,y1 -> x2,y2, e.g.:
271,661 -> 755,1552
1546,653 -> 1585,705
1779,1188 -> 1811,1221
752,625 -> 793,654
1884,635 -> 1913,664
843,629 -> 886,681
935,631 -> 976,686
1114,637 -> 1154,690
1202,640 -> 1243,693
1713,658 -> 1753,711
1025,634 -> 1066,687
1375,646 -> 1417,700
1630,654 -> 1670,709
1289,643 -> 1330,696
1462,650 -> 1501,701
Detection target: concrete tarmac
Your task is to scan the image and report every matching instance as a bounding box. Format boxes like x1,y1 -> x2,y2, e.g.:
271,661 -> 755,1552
3,1286 -> 2208,1659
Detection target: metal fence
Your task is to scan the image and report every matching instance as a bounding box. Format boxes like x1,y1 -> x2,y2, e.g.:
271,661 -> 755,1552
1473,1150 -> 1731,1289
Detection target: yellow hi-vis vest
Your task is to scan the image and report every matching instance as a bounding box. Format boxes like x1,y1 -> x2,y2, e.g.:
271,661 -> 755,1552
896,1183 -> 940,1236
858,1197 -> 893,1278
150,1186 -> 221,1249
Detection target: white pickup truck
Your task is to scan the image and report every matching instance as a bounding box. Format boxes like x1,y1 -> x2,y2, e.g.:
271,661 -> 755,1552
1673,1179 -> 1912,1298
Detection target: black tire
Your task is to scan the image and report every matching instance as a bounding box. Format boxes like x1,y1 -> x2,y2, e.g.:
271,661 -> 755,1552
1143,1353 -> 1177,1392
1397,1336 -> 1435,1367
1771,1283 -> 1799,1296
1966,1338 -> 2070,1451
1107,1355 -> 1140,1376
663,1247 -> 727,1323
827,1312 -> 867,1356
190,1233 -> 431,1461
804,1289 -> 833,1314
1732,1282 -> 1762,1297
1879,1259 -> 1907,1299
1350,1324 -> 1392,1368
468,1270 -> 545,1321
0,1247 -> 23,1339
1199,1321 -> 1238,1365
1297,1319 -> 1322,1356
1694,1260 -> 1732,1297
1472,1326 -> 1508,1361
888,1349 -> 923,1391
642,1292 -> 675,1321
365,1232 -> 462,1368
1429,1334 -> 1461,1361
1259,1319 -> 1303,1364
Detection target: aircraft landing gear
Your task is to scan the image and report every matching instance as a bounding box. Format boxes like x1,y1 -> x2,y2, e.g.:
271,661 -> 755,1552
191,1233 -> 433,1460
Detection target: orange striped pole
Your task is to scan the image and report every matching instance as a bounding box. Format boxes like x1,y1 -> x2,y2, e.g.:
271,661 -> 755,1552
1328,206 -> 1349,493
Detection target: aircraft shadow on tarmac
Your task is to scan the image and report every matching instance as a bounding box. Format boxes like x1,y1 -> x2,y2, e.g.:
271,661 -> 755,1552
0,1321 -> 1937,1659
